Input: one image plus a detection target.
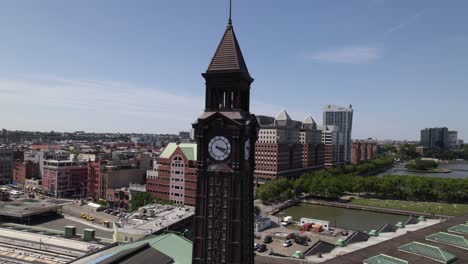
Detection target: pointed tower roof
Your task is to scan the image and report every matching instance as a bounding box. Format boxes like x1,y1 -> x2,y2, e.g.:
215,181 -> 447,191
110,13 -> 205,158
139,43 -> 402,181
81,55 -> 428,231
275,109 -> 292,121
303,115 -> 316,125
207,24 -> 250,76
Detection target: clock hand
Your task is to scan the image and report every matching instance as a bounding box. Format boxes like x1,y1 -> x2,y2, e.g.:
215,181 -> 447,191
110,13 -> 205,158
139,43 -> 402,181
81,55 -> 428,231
215,146 -> 227,153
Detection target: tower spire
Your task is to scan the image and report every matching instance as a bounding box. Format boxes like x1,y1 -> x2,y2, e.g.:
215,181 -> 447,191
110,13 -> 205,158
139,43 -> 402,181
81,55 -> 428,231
228,0 -> 232,26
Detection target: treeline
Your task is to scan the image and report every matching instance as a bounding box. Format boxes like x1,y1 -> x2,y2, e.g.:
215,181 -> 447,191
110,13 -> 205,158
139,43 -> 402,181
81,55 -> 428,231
405,159 -> 438,171
256,157 -> 393,201
255,157 -> 468,204
423,147 -> 467,160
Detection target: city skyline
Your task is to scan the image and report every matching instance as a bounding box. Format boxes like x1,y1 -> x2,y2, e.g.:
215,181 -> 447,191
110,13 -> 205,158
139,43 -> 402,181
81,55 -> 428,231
1,1 -> 467,140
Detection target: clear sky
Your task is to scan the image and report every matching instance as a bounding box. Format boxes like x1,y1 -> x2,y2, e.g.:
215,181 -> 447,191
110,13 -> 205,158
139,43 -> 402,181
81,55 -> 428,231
0,0 -> 467,141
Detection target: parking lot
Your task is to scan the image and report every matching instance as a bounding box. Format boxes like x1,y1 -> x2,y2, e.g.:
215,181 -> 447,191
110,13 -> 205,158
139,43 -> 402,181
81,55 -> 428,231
62,202 -> 119,225
254,220 -> 346,258
1,185 -> 60,201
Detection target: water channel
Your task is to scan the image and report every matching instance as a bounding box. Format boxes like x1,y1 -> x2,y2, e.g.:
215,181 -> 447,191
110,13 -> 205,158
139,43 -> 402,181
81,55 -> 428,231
277,203 -> 408,231
377,161 -> 468,178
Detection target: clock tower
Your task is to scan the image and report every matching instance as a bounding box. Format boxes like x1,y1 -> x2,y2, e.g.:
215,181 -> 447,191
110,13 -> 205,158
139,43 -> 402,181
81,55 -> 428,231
191,15 -> 258,264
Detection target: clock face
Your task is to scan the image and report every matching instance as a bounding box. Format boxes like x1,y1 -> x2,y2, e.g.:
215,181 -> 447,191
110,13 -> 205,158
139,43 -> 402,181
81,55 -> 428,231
208,136 -> 231,161
244,139 -> 251,160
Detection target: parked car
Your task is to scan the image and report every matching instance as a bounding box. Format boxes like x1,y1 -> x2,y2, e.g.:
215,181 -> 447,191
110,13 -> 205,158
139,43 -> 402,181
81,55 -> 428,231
263,236 -> 273,244
282,240 -> 293,247
254,243 -> 260,251
294,238 -> 308,246
256,244 -> 267,252
289,233 -> 310,245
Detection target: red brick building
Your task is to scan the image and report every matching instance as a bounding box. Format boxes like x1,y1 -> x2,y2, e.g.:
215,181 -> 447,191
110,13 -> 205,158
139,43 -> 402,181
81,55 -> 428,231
360,143 -> 369,161
322,126 -> 345,167
351,140 -> 376,164
87,159 -> 103,199
13,160 -> 39,188
146,143 -> 197,206
106,188 -> 130,210
254,110 -> 324,184
42,159 -> 88,197
351,142 -> 361,165
300,115 -> 325,169
85,151 -> 149,201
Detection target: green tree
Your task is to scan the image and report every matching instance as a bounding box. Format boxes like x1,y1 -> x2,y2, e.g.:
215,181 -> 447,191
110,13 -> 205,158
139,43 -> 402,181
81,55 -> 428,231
129,191 -> 153,212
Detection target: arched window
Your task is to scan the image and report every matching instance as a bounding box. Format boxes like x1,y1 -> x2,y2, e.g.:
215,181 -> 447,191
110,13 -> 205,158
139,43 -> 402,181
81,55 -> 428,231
171,156 -> 184,167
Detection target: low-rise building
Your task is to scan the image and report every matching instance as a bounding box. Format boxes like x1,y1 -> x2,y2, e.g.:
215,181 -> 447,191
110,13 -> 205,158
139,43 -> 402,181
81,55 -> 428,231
42,159 -> 88,197
24,178 -> 42,192
351,140 -> 377,164
415,146 -> 425,155
87,158 -> 146,201
106,187 -> 131,210
112,205 -> 194,243
13,160 -> 39,188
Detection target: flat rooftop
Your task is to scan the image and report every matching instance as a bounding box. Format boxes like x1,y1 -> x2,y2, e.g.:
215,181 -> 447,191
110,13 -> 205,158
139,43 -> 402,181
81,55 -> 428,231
0,227 -> 105,264
323,215 -> 468,264
115,205 -> 194,235
0,199 -> 73,218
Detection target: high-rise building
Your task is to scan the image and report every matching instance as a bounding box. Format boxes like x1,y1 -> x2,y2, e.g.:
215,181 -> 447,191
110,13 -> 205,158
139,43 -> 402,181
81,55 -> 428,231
0,149 -> 14,185
300,115 -> 325,170
254,110 -> 302,184
420,127 -> 449,150
322,126 -> 345,167
191,16 -> 258,264
323,104 -> 353,163
449,131 -> 458,147
420,129 -> 431,148
146,143 -> 198,206
254,111 -> 324,184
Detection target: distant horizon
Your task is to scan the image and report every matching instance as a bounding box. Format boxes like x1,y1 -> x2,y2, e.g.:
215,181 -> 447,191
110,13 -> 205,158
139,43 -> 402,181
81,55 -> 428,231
1,1 -> 467,141
0,127 -> 435,142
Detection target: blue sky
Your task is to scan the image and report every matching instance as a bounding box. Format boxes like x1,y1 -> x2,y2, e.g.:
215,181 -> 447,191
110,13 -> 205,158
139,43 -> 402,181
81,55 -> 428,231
0,0 -> 467,140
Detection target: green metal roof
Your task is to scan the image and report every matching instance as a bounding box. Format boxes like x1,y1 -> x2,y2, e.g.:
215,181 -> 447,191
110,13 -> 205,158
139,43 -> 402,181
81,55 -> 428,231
116,233 -> 192,264
426,232 -> 468,250
448,224 -> 468,235
398,241 -> 456,264
363,254 -> 408,264
159,143 -> 197,161
145,233 -> 193,264
77,233 -> 193,264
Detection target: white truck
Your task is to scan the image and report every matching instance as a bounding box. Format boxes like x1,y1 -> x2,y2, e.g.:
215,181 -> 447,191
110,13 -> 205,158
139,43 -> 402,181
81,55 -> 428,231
281,216 -> 293,226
